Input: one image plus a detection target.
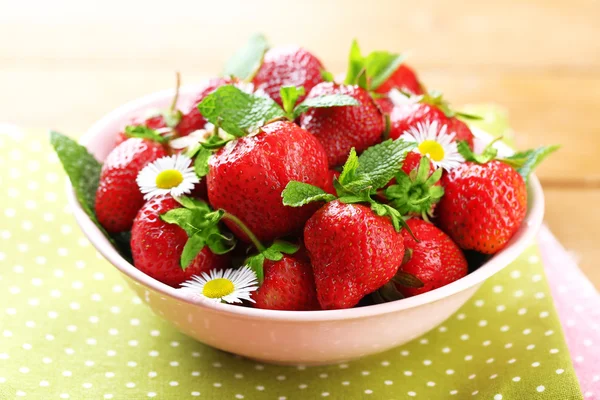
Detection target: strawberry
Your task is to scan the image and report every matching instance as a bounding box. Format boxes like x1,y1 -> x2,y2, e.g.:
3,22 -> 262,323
375,63 -> 424,100
115,114 -> 167,147
394,219 -> 467,297
207,120 -> 329,242
323,170 -> 340,195
436,160 -> 527,254
304,201 -> 405,309
178,77 -> 236,137
95,138 -> 167,233
131,195 -> 230,287
300,82 -> 385,166
388,97 -> 475,148
252,46 -> 324,106
252,253 -> 320,311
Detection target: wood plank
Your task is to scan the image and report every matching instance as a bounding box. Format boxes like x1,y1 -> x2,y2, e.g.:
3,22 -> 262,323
544,188 -> 600,288
1,0 -> 599,70
0,67 -> 597,185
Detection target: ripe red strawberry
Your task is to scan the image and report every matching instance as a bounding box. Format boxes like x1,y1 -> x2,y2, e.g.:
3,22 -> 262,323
389,101 -> 474,148
304,201 -> 405,310
375,63 -> 424,96
252,254 -> 320,311
300,82 -> 385,166
436,160 -> 527,254
252,46 -> 324,106
323,170 -> 340,195
115,114 -> 167,146
400,151 -> 435,179
178,77 -> 237,137
394,219 -> 467,297
207,120 -> 328,243
131,195 -> 230,287
95,138 -> 167,233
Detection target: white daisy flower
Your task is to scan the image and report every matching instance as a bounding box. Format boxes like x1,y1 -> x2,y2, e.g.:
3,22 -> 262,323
388,88 -> 421,107
169,126 -> 214,151
136,154 -> 199,200
180,266 -> 259,304
402,120 -> 465,171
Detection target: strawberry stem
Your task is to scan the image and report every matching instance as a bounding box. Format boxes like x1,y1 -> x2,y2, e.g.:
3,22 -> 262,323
221,212 -> 266,252
170,71 -> 181,112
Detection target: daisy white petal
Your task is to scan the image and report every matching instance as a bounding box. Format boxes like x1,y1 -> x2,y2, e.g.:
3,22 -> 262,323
180,266 -> 259,304
136,154 -> 200,200
402,120 -> 465,171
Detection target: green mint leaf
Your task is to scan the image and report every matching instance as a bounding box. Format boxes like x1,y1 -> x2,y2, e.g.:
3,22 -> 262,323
292,94 -> 360,119
502,145 -> 559,182
280,86 -> 305,117
222,33 -> 269,81
281,181 -> 336,207
180,233 -> 206,270
392,271 -> 425,288
263,240 -> 300,261
344,39 -> 365,86
198,85 -> 286,137
50,131 -> 102,228
349,139 -> 415,191
124,125 -> 167,144
321,70 -> 335,82
160,197 -> 236,268
457,139 -> 498,164
161,109 -> 183,128
245,253 -> 266,284
455,111 -> 483,121
365,51 -> 405,90
194,147 -> 212,178
338,148 -> 360,186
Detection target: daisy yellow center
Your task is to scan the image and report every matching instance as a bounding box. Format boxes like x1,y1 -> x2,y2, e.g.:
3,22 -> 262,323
202,278 -> 235,299
155,169 -> 183,189
418,140 -> 445,162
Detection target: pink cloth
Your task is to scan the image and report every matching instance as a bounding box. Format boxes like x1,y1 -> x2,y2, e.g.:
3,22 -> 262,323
538,225 -> 600,399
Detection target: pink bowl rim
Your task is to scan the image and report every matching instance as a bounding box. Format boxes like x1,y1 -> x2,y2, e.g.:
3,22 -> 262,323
66,85 -> 545,322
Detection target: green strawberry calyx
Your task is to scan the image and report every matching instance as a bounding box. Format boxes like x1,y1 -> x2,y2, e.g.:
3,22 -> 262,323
282,139 -> 418,233
123,125 -> 170,144
245,240 -> 300,284
457,138 -> 560,182
223,33 -> 270,82
383,156 -> 444,221
160,196 -> 237,270
344,39 -> 407,92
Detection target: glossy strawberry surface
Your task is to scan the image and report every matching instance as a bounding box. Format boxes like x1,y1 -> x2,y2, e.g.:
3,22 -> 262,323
252,46 -> 324,106
436,160 -> 527,254
207,121 -> 329,242
95,138 -> 167,233
396,219 -> 467,297
131,195 -> 230,287
252,254 -> 320,311
300,83 -> 385,167
375,63 -> 424,96
304,201 -> 405,310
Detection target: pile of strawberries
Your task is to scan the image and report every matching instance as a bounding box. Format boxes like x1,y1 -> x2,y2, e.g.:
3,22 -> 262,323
64,35 -> 556,311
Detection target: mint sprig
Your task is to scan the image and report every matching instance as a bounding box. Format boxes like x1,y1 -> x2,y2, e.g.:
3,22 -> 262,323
199,85 -> 359,139
458,138 -> 559,182
502,145 -> 560,182
282,139 -> 416,232
223,33 -> 269,81
343,40 -> 405,91
160,197 -> 236,269
124,125 -> 168,144
245,240 -> 300,283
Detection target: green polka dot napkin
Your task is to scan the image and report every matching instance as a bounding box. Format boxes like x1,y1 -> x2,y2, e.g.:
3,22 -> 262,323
0,126 -> 582,399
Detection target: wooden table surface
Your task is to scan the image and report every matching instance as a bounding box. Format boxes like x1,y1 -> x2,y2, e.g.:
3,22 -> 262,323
2,0 -> 598,286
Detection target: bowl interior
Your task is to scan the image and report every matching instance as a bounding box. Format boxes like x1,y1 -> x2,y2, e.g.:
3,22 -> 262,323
68,85 -> 545,322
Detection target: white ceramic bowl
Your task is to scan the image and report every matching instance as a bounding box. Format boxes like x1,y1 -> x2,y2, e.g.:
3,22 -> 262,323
68,85 -> 545,365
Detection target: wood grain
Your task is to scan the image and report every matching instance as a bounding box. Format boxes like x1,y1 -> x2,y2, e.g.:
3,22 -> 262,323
1,0 -> 598,286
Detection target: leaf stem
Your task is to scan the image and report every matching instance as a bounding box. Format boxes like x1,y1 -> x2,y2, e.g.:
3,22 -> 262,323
221,212 -> 266,253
